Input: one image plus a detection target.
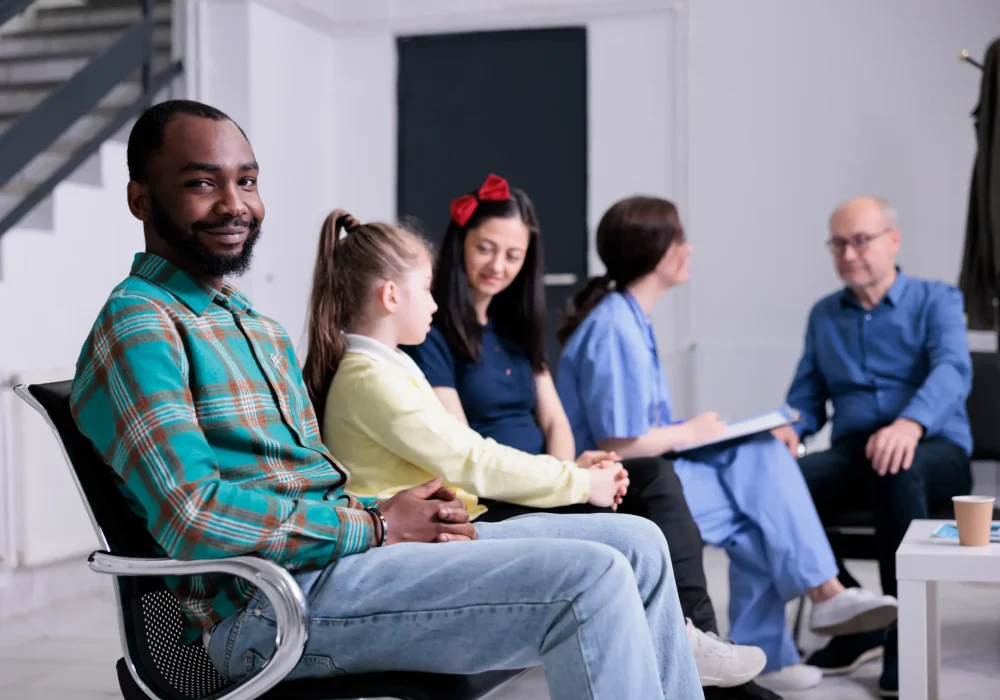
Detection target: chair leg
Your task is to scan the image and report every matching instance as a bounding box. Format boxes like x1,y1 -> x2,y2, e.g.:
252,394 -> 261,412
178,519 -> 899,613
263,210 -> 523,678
792,595 -> 806,650
117,658 -> 154,700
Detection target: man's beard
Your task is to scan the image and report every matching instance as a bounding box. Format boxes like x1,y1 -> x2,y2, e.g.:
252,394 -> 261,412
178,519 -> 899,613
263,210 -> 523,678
150,197 -> 262,278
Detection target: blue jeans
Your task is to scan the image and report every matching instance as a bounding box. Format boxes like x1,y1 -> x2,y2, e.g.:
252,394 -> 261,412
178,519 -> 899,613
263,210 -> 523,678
675,434 -> 839,672
206,513 -> 703,700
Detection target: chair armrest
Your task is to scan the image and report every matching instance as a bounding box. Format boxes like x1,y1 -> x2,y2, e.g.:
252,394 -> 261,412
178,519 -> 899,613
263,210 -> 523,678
89,551 -> 307,700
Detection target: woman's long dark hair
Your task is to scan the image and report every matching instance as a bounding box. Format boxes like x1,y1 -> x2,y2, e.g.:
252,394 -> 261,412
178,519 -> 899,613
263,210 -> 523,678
557,196 -> 684,344
432,186 -> 547,372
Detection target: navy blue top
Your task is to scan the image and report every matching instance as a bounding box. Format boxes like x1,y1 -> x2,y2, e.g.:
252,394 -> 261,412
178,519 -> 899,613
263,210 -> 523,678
402,323 -> 545,455
786,271 -> 973,453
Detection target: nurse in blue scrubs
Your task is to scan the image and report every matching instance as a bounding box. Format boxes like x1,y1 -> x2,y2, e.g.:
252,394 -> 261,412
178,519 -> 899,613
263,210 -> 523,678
555,195 -> 900,694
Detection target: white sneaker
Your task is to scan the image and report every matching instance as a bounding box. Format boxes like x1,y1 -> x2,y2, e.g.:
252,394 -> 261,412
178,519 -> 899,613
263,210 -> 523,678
756,663 -> 823,692
688,625 -> 767,688
809,588 -> 898,636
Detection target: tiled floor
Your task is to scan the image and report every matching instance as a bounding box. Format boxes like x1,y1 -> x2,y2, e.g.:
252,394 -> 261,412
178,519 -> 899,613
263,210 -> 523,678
0,582 -> 122,699
1,549 -> 998,699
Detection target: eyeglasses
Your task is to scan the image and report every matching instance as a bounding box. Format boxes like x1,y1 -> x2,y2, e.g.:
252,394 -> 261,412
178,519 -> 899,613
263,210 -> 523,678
825,228 -> 891,255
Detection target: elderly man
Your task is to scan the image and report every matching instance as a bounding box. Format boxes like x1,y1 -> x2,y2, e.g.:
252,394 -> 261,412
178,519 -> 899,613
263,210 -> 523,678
773,196 -> 973,698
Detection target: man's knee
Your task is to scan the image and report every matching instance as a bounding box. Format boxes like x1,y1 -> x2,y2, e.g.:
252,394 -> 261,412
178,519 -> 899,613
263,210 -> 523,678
873,464 -> 924,489
871,468 -> 926,506
623,455 -> 680,490
797,449 -> 828,472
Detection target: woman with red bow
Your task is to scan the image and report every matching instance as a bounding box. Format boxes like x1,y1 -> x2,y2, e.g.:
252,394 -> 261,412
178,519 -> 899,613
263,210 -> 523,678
401,174 -> 775,699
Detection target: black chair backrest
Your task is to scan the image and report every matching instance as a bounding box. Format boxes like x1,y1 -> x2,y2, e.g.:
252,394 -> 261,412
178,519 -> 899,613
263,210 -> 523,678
24,381 -> 229,700
969,352 -> 1000,461
26,381 -> 161,557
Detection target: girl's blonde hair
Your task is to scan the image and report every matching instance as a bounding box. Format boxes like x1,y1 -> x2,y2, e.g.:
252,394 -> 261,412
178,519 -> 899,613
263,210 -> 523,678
303,210 -> 432,424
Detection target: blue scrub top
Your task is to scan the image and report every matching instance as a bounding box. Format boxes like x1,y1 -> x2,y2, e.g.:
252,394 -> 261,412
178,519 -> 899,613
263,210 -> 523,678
557,291 -> 673,452
402,323 -> 546,455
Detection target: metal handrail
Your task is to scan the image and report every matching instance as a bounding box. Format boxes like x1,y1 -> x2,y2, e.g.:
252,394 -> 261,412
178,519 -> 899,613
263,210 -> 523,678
0,61 -> 181,236
0,0 -> 33,30
0,0 -> 182,238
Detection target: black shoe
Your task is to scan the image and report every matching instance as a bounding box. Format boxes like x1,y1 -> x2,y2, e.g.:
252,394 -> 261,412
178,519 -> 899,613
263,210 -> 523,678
704,680 -> 784,700
879,628 -> 898,698
730,680 -> 784,700
805,628 -> 886,676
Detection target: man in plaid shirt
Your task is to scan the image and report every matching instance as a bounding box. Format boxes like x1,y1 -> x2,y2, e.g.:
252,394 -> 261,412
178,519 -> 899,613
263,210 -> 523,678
70,99 -> 701,700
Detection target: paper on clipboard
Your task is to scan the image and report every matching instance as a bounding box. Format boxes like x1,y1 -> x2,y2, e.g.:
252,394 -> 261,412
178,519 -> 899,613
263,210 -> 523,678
674,405 -> 801,454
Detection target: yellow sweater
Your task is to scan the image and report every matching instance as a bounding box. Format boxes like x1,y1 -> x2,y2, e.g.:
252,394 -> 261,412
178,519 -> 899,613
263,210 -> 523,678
323,334 -> 591,519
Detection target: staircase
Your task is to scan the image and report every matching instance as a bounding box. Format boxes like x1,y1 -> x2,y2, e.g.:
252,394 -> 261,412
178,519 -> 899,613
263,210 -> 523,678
0,0 -> 183,620
0,0 -> 177,232
0,0 -> 181,370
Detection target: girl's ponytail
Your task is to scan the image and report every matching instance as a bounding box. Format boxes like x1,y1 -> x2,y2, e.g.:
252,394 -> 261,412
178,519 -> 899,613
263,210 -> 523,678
303,209 -> 357,424
303,210 -> 431,429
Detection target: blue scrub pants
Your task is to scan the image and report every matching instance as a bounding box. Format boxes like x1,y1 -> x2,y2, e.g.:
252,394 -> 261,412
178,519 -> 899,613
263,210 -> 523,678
674,433 -> 838,672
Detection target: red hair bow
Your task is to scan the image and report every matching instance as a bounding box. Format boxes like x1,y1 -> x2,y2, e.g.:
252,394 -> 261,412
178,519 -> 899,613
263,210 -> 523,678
449,173 -> 511,227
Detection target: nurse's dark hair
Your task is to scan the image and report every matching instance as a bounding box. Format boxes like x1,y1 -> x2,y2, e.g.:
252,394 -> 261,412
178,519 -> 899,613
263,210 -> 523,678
303,210 -> 432,427
557,196 -> 684,345
433,185 -> 547,372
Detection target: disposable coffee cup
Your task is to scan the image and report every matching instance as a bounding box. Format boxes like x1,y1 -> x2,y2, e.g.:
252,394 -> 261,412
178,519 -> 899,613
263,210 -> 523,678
952,495 -> 996,546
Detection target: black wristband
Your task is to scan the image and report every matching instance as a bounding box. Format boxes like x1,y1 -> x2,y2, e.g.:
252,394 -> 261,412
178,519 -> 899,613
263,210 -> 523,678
365,506 -> 388,547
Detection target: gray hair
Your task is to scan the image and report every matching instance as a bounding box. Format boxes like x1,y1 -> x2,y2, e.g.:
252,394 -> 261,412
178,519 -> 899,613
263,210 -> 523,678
829,196 -> 898,230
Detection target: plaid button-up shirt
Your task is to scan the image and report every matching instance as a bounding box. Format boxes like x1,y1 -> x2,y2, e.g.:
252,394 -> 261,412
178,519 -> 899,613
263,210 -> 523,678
71,253 -> 377,638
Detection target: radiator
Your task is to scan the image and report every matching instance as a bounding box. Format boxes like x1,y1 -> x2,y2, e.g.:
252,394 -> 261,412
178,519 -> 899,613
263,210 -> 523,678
0,367 -> 99,570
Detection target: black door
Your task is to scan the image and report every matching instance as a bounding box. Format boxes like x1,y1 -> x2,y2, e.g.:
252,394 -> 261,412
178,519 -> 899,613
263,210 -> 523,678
397,27 -> 587,371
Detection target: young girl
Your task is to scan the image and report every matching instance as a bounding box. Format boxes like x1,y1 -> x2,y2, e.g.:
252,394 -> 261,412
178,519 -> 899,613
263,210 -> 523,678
301,210 -> 626,524
401,175 -> 772,697
555,195 -> 900,692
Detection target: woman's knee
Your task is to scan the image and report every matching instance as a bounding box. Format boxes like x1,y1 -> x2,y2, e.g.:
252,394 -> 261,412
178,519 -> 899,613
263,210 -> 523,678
623,455 -> 680,486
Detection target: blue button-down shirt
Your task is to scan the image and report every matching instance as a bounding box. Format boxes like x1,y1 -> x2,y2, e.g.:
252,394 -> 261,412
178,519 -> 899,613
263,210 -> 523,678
787,271 -> 972,454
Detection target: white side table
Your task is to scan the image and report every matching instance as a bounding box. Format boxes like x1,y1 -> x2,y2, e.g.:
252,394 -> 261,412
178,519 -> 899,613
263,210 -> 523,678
896,519 -> 1000,700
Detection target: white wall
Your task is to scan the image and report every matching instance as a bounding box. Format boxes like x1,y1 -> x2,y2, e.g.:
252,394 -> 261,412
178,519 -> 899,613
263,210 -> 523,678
687,0 -> 1000,418
178,0 -> 339,347
245,2 -> 337,347
193,0 -> 696,405
0,143 -> 138,374
188,0 -> 1000,419
9,0 -> 990,419
0,142 -> 131,584
0,0 -> 994,594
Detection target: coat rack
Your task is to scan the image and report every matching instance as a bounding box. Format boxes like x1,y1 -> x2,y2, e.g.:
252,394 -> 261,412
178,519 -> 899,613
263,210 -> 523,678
959,49 -> 984,71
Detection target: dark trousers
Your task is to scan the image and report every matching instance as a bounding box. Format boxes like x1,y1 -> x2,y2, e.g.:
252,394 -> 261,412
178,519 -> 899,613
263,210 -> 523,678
477,456 -> 720,635
799,433 -> 971,597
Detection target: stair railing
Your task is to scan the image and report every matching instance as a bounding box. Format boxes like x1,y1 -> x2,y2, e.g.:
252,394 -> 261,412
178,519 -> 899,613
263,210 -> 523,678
0,0 -> 183,238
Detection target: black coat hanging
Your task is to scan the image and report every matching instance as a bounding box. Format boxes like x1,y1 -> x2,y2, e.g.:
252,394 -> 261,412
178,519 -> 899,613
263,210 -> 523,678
959,38 -> 1000,331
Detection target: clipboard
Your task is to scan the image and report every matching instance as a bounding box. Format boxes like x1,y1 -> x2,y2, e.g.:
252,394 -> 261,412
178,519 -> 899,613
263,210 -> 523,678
673,405 -> 801,454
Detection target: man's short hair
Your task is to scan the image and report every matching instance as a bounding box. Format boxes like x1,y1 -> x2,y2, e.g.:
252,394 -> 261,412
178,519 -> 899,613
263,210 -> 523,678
872,197 -> 898,229
126,99 -> 247,182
